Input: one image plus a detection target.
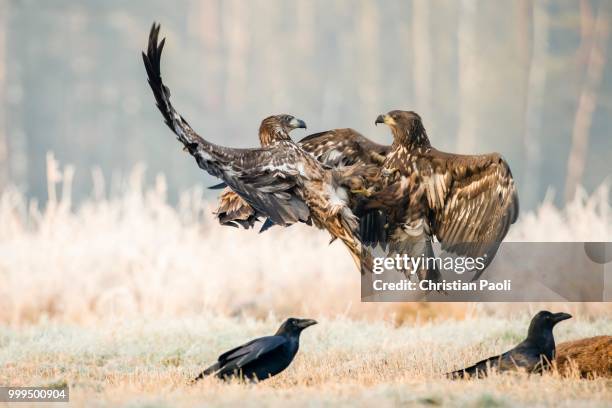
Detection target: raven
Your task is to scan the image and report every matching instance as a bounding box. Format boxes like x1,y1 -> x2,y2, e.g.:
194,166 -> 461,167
447,311 -> 572,379
194,318 -> 317,382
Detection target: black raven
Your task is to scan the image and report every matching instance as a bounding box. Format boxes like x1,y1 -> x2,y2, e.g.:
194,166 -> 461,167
447,311 -> 572,379
194,318 -> 317,382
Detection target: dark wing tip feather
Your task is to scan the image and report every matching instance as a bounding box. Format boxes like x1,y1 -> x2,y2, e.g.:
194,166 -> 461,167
259,218 -> 275,233
142,22 -> 174,131
208,182 -> 228,190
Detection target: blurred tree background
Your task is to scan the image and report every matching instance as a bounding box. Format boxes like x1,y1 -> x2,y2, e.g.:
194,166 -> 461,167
0,0 -> 610,210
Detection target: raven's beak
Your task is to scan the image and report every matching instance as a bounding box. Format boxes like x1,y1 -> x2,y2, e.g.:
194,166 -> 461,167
375,114 -> 385,126
552,312 -> 572,323
289,117 -> 307,130
297,319 -> 317,329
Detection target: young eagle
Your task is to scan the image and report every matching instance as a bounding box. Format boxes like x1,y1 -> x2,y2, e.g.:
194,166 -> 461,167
365,110 -> 519,281
142,23 -> 373,272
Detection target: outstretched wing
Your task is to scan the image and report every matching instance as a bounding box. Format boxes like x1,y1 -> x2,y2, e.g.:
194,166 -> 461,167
419,150 -> 519,280
228,152 -> 311,227
213,129 -> 389,230
299,128 -> 390,167
143,23 -> 310,227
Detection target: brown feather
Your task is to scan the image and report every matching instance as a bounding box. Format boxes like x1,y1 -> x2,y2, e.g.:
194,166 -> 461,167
365,110 -> 519,280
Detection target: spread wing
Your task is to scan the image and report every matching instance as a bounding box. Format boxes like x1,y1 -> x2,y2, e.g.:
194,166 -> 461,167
419,150 -> 519,280
143,23 -> 310,227
228,155 -> 311,226
213,128 -> 389,230
299,128 -> 390,167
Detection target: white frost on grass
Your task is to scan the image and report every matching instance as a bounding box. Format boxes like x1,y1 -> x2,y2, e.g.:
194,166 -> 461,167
0,165 -> 610,324
0,315 -> 610,407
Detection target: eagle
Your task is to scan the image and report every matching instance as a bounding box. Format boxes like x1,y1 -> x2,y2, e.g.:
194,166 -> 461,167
212,110 -> 518,282
215,128 -> 389,231
363,110 -> 519,281
142,23 -> 374,271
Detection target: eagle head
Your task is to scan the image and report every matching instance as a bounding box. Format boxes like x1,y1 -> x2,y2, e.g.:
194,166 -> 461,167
259,114 -> 307,145
375,110 -> 429,147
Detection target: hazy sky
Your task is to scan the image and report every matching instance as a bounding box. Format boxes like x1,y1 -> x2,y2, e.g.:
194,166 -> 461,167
2,0 -> 611,210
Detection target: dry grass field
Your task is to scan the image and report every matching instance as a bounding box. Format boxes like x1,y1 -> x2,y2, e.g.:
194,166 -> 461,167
1,315 -> 611,407
0,166 -> 610,407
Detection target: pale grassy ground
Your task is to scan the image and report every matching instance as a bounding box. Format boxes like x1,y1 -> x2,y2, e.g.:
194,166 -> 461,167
1,315 -> 611,407
0,164 -> 611,406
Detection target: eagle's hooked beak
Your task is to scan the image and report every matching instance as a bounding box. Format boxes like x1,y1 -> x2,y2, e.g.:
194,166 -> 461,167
375,114 -> 394,126
289,117 -> 307,130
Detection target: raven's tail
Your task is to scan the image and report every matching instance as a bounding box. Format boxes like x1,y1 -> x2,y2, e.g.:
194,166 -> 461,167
445,369 -> 466,380
193,362 -> 220,382
446,359 -> 490,380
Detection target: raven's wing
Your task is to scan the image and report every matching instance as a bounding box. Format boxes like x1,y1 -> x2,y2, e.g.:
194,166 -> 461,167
447,342 -> 541,379
215,335 -> 287,377
418,150 -> 519,280
196,335 -> 286,379
299,128 -> 390,167
143,23 -> 310,227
